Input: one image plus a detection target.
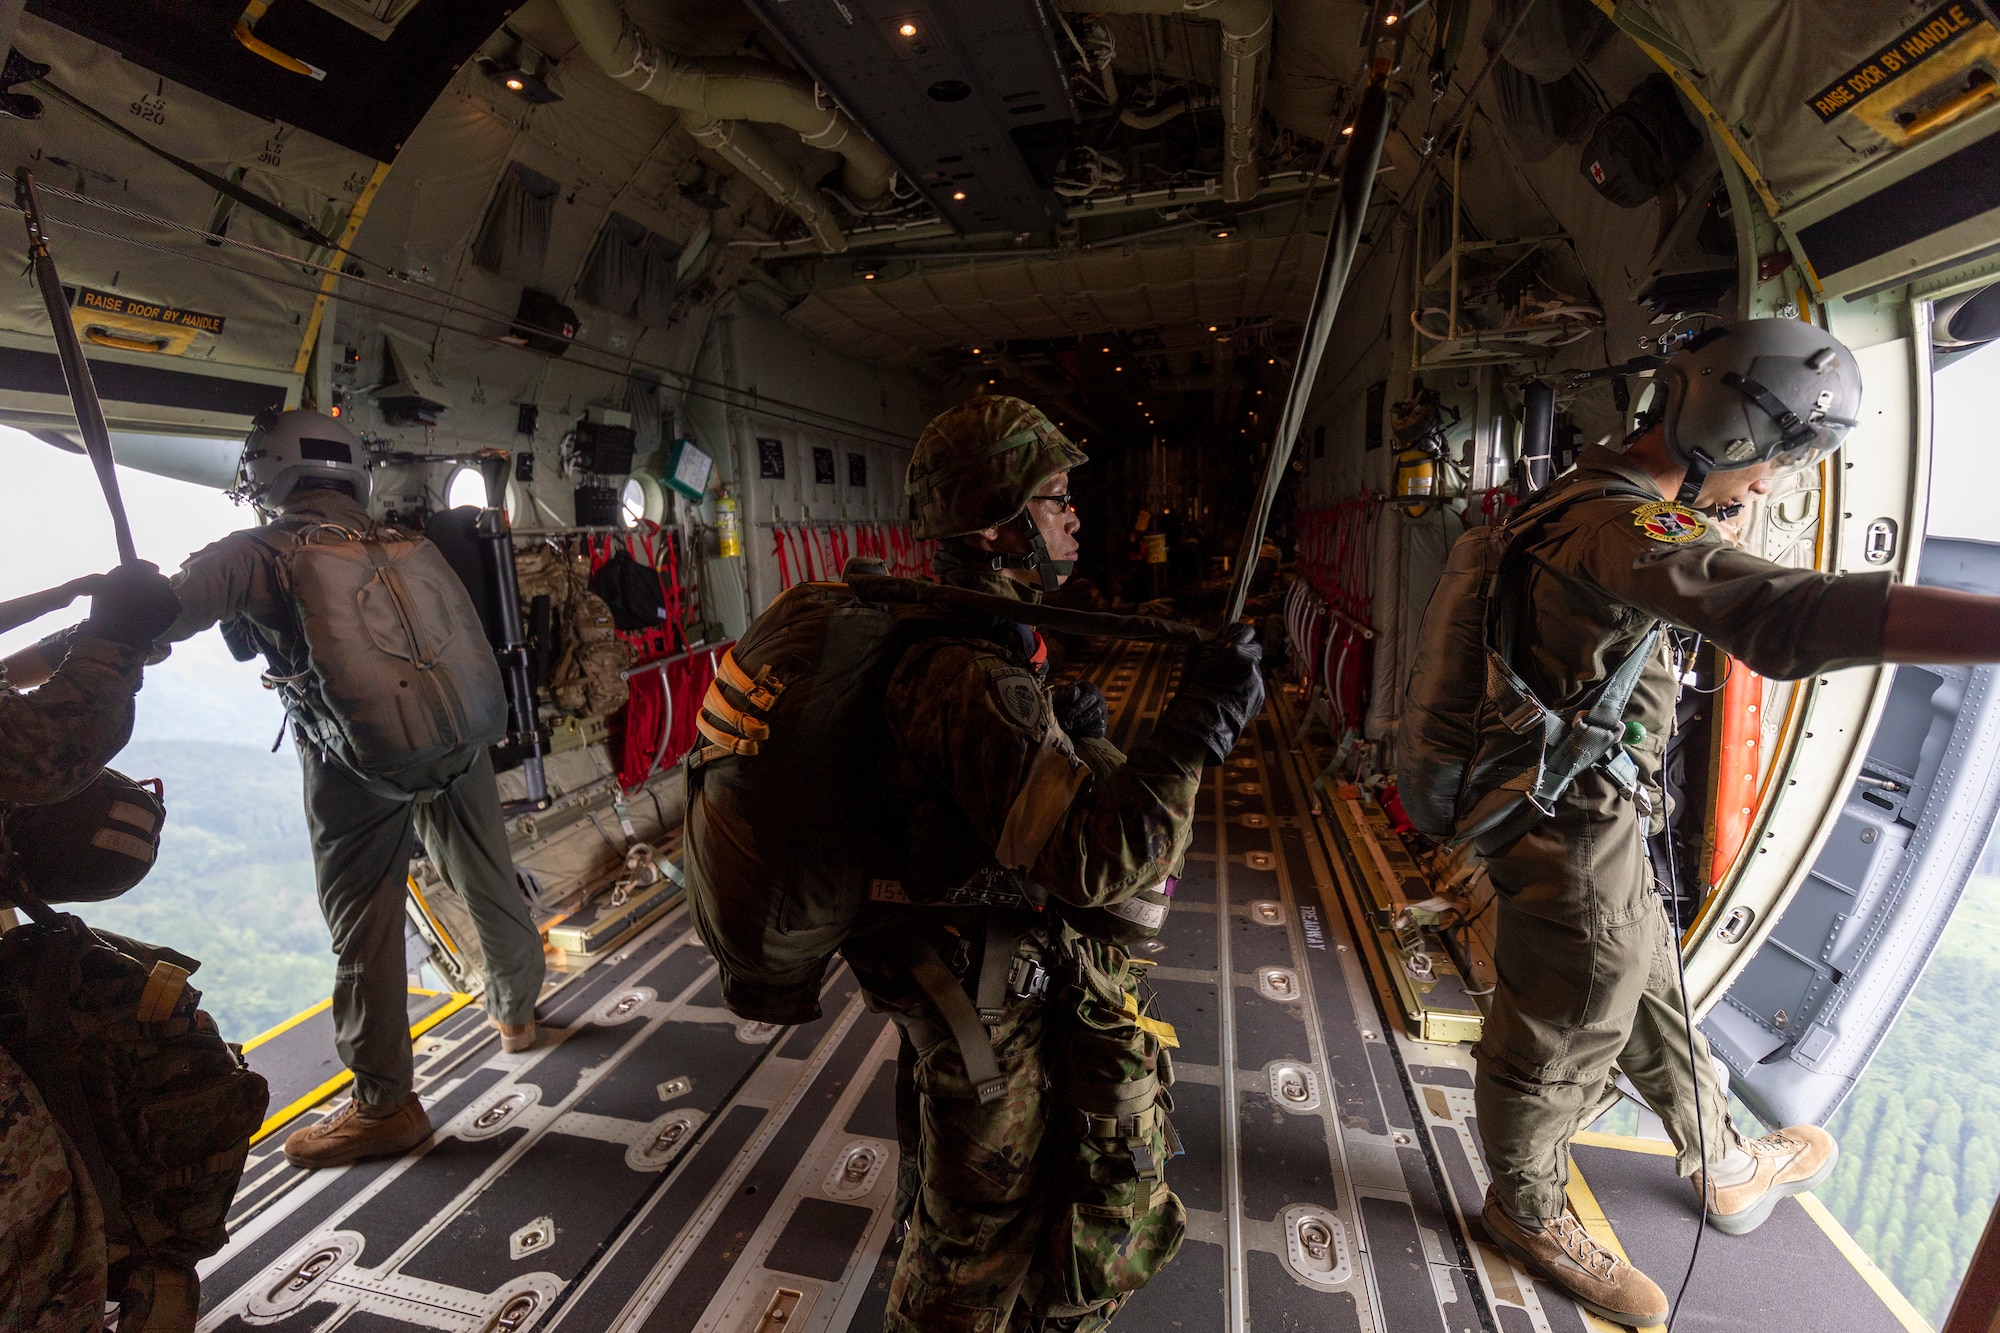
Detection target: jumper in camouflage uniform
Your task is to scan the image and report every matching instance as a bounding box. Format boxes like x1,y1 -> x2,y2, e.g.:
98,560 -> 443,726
0,629 -> 150,1330
844,396 -> 1257,1332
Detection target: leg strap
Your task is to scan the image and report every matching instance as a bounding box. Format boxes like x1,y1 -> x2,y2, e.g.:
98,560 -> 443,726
907,942 -> 1009,1106
976,916 -> 1024,1024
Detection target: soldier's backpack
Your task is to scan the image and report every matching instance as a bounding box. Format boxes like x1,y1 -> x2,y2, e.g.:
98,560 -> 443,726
0,913 -> 269,1326
248,519 -> 509,792
1397,481 -> 1659,849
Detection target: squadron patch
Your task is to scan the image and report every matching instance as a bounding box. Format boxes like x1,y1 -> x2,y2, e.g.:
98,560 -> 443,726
1632,501 -> 1709,544
992,672 -> 1046,732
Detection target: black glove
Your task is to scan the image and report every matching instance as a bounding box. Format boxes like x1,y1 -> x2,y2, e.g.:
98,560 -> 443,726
1049,679 -> 1108,741
80,563 -> 181,649
1153,623 -> 1265,768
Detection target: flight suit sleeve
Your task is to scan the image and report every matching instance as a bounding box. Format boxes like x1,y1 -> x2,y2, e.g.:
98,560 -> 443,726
886,642 -> 1200,911
0,634 -> 144,804
160,534 -> 269,645
1569,499 -> 1892,680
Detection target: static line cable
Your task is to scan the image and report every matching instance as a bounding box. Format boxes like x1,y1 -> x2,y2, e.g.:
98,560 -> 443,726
1662,630 -> 1712,1332
14,169 -> 138,567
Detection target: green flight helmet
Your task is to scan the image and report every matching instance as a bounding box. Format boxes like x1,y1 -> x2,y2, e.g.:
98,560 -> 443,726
1657,318 -> 1863,508
905,395 -> 1088,590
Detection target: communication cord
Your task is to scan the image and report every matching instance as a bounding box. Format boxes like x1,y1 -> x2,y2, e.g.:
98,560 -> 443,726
1661,630 -> 1712,1331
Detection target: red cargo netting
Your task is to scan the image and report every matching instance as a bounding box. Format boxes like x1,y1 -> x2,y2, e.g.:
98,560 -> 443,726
1287,497 -> 1376,735
770,520 -> 933,591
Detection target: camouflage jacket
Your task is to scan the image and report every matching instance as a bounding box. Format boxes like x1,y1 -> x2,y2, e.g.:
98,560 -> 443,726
881,555 -> 1201,915
0,1042 -> 105,1333
0,635 -> 144,807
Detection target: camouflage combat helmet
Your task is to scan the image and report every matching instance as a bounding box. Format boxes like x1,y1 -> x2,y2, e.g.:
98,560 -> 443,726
906,395 -> 1087,541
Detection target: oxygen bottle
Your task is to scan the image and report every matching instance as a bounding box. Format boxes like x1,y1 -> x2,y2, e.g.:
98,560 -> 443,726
715,486 -> 742,559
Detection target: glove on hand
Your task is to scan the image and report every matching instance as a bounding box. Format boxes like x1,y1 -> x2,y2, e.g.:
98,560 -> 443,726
1049,679 -> 1108,741
81,563 -> 181,649
1154,622 -> 1264,768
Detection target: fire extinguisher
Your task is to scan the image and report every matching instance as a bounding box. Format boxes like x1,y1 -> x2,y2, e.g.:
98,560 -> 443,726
715,486 -> 742,559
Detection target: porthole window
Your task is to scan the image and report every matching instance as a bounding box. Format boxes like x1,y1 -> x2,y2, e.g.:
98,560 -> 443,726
447,465 -> 488,510
621,474 -> 664,527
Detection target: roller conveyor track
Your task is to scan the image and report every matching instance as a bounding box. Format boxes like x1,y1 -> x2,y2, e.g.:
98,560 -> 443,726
196,641 -> 1914,1333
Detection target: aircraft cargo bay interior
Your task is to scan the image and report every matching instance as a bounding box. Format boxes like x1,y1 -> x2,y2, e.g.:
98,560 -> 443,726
0,2 -> 1996,1332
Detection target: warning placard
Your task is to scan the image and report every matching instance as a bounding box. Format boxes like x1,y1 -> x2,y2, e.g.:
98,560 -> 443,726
67,286 -> 226,335
1809,3 -> 1991,123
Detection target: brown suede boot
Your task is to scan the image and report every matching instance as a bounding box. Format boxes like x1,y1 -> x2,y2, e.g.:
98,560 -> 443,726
494,1019 -> 539,1053
1696,1125 -> 1838,1235
283,1093 -> 431,1169
1482,1190 -> 1669,1328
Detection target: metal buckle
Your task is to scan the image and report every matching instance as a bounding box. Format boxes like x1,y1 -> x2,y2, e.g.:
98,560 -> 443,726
1009,956 -> 1050,1002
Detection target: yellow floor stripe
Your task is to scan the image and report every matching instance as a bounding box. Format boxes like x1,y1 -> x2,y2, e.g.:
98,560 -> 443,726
247,990 -> 474,1145
1572,1128 -> 1675,1157
1566,1159 -> 1668,1333
240,997 -> 333,1053
1796,1193 -> 1935,1333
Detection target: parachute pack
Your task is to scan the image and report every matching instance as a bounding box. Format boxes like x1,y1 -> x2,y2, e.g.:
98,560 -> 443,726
247,519 -> 509,793
686,566 -> 1199,1025
1397,482 -> 1660,849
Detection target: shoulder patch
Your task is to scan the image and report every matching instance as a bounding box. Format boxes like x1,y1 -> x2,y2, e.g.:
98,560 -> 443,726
990,671 -> 1046,732
1631,501 -> 1709,544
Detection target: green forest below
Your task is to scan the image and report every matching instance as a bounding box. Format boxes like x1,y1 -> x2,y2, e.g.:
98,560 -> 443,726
1815,872 -> 2000,1327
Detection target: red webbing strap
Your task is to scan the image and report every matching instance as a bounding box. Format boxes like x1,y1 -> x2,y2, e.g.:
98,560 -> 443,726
773,526 -> 794,590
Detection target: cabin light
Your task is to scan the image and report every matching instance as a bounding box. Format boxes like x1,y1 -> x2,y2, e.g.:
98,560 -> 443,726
329,405 -> 342,417
855,260 -> 883,280
1341,124 -> 1354,136
1208,324 -> 1218,332
952,190 -> 968,201
972,346 -> 982,354
1384,11 -> 1398,23
1102,346 -> 1111,352
899,21 -> 917,36
505,75 -> 526,91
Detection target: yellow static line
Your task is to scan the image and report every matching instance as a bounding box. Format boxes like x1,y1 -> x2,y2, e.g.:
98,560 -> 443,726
247,989 -> 474,1145
1565,1159 -> 1668,1333
1796,1193 -> 1935,1333
291,160 -> 391,377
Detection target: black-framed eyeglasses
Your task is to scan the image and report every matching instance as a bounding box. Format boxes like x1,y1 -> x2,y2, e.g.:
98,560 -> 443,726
1030,493 -> 1075,513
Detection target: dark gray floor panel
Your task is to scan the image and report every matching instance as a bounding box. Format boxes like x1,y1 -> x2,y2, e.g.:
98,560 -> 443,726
210,1300 -> 343,1333
341,1127 -> 529,1268
1147,979 -> 1218,1067
1570,1142 -> 1908,1333
1154,899 -> 1217,969
539,928 -> 691,1024
1162,1079 -> 1222,1214
765,1198 -> 875,1281
571,1020 -> 756,1122
636,1017 -> 887,1332
1227,904 -> 1295,975
1369,1042 -> 1417,1131
843,1056 -> 899,1140
1358,1195 -> 1446,1333
1276,834 -> 1386,1139
1409,1064 -> 1476,1089
1232,985 -> 1315,1071
1236,1087 -> 1337,1222
545,1104 -> 764,1329
1174,854 -> 1218,904
1247,1246 -> 1364,1332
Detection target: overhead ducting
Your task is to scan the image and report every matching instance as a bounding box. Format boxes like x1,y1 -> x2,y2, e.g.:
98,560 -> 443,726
555,0 -> 898,253
1056,0 -> 1272,203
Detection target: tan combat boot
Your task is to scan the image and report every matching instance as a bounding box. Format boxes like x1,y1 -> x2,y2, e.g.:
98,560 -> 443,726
283,1093 -> 432,1169
1696,1125 -> 1838,1235
1482,1189 -> 1669,1328
494,1018 -> 539,1053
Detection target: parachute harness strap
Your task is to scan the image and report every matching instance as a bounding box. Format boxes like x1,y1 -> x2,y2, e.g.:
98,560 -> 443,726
906,940 -> 1010,1105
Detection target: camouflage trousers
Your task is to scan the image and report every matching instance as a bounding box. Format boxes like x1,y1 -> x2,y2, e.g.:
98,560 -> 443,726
0,1043 -> 105,1333
875,923 -> 1185,1333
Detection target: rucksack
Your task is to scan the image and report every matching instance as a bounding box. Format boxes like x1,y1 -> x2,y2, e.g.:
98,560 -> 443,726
1579,72 -> 1702,208
249,519 -> 509,792
591,548 -> 672,633
514,545 -> 632,718
1398,482 -> 1659,849
0,913 -> 268,1321
686,567 -> 1201,1025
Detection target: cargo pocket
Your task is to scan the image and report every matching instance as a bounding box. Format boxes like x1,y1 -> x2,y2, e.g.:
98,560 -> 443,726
1043,942 -> 1188,1311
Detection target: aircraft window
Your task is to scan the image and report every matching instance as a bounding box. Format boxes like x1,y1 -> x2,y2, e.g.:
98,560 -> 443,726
446,464 -> 488,510
622,475 -> 663,527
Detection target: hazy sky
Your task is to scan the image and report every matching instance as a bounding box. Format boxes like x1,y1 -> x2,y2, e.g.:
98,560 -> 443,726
0,428 -> 284,750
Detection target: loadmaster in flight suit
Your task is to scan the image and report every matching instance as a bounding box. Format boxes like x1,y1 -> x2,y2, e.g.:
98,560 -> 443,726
0,563 -> 179,1332
8,413 -> 547,1171
840,395 -> 1265,1332
1463,318 -> 2000,1327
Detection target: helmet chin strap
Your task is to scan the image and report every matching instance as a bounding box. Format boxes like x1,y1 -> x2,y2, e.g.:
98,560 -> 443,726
973,514 -> 1073,593
1676,449 -> 1745,521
